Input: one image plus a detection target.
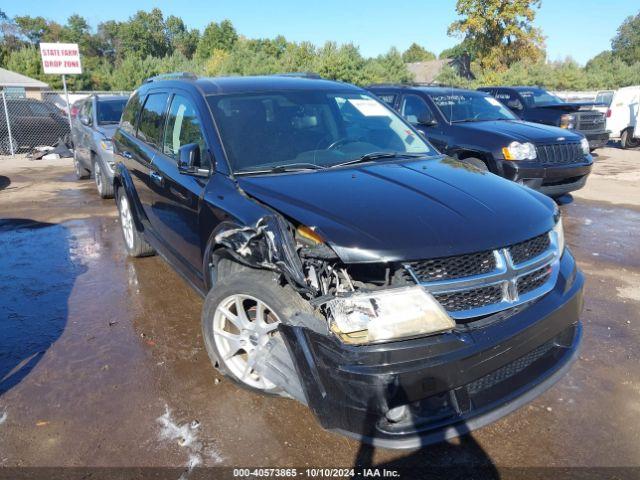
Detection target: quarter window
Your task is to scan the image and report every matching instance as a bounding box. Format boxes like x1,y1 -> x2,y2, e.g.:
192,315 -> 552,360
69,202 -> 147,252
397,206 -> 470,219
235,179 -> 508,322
137,93 -> 169,148
162,94 -> 207,165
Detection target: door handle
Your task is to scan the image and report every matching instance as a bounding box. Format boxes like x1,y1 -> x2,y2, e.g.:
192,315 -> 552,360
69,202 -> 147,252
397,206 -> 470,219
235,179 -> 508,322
121,151 -> 133,159
150,170 -> 163,186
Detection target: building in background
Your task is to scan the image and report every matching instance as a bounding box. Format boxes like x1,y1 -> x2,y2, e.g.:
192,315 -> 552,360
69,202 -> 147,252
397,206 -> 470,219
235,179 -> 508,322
0,67 -> 49,100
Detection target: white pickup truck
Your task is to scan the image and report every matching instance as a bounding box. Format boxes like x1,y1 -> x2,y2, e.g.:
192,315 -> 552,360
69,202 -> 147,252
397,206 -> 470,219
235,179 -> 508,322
598,86 -> 640,149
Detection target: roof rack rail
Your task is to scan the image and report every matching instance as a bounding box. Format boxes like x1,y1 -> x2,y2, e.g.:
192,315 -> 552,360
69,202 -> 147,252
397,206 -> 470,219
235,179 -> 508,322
273,72 -> 322,79
144,72 -> 198,83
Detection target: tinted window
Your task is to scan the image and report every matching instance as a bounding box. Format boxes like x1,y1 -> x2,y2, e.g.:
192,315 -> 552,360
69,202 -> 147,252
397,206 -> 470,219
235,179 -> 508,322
429,91 -> 517,123
97,99 -> 127,125
120,93 -> 142,136
401,94 -> 432,124
28,101 -> 52,117
493,90 -> 524,111
376,94 -> 396,106
163,94 -> 207,164
208,91 -> 433,173
518,88 -> 563,106
595,91 -> 614,106
137,93 -> 169,148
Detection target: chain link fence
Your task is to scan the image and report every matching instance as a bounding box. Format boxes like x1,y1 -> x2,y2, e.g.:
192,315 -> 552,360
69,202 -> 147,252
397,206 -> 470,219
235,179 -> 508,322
0,89 -> 130,158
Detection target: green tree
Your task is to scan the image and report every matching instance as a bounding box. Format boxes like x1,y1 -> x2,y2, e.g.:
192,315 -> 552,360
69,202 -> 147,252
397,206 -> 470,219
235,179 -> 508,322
448,0 -> 545,71
196,19 -> 238,60
401,43 -> 436,63
612,11 -> 640,65
117,9 -> 170,59
313,42 -> 366,84
364,48 -> 414,84
166,16 -> 199,58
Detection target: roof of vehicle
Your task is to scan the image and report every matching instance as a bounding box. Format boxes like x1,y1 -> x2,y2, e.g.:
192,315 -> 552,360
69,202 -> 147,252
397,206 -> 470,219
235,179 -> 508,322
368,84 -> 486,96
141,73 -> 362,96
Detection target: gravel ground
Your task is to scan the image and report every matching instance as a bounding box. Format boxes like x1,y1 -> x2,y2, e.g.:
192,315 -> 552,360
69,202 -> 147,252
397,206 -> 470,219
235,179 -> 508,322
0,148 -> 638,478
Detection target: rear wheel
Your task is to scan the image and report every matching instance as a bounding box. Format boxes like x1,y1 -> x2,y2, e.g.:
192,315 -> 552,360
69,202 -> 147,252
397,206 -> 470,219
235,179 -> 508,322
94,158 -> 114,199
116,189 -> 155,257
621,128 -> 640,149
201,268 -> 313,394
73,150 -> 89,179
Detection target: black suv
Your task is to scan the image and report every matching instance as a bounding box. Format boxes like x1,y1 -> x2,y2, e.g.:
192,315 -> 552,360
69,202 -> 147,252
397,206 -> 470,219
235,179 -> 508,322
368,85 -> 593,197
478,86 -> 609,151
112,73 -> 583,448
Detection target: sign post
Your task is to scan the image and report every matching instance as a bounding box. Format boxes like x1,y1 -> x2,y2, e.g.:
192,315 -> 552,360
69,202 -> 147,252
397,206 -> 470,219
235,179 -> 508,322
39,42 -> 82,134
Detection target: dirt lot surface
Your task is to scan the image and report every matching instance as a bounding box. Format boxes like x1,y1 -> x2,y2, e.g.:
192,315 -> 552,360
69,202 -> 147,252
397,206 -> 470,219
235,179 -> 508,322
0,148 -> 639,477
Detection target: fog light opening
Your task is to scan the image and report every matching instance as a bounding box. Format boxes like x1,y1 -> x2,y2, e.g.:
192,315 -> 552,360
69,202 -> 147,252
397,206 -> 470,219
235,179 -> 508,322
385,405 -> 409,423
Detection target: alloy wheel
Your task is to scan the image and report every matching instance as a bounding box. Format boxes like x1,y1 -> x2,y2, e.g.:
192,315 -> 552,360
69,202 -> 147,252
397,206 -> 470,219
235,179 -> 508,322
119,194 -> 135,249
94,161 -> 103,194
212,294 -> 281,390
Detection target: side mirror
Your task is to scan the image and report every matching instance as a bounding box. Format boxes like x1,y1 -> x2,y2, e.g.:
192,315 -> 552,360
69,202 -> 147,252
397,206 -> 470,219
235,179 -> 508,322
417,112 -> 437,126
178,143 -> 211,177
80,114 -> 92,126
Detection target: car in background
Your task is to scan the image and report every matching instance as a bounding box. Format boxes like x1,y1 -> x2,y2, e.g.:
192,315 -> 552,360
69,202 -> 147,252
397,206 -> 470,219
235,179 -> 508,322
111,73 -> 583,447
593,90 -> 615,115
368,85 -> 593,197
603,86 -> 640,149
0,98 -> 70,155
71,94 -> 129,198
479,86 -> 609,151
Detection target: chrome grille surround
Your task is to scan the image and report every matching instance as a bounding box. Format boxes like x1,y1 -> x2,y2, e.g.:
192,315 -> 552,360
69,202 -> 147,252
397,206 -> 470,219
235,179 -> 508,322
404,231 -> 561,321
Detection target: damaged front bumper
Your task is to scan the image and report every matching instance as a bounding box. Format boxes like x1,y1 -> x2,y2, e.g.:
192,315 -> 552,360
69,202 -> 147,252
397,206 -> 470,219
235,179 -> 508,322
277,251 -> 584,449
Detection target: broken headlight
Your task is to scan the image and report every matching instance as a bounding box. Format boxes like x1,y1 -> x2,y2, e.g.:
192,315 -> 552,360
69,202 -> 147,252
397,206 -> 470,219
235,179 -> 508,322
326,286 -> 455,344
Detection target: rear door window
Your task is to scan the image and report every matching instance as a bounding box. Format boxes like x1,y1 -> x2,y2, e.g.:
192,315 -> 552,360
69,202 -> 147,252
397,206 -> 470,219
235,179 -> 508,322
137,93 -> 169,149
120,93 -> 143,136
376,93 -> 397,106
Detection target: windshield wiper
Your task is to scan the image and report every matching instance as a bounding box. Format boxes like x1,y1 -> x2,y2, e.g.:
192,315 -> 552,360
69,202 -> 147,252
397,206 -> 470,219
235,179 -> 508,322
235,162 -> 326,176
330,151 -> 425,169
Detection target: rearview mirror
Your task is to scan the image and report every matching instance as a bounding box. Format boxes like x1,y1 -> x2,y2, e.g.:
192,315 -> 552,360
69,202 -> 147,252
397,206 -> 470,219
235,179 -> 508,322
80,114 -> 91,126
178,143 -> 211,177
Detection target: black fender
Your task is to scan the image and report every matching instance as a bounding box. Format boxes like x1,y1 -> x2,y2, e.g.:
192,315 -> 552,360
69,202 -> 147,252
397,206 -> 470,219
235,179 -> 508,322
113,163 -> 150,234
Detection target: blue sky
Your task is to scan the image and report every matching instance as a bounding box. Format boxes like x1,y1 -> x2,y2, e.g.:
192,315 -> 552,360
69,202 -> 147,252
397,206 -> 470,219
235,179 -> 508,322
3,0 -> 638,65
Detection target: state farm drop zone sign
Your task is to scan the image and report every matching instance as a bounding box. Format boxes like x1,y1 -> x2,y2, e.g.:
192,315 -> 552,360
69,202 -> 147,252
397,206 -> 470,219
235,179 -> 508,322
39,43 -> 83,74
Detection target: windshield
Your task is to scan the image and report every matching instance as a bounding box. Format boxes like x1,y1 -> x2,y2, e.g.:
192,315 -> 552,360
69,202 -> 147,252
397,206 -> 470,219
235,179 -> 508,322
207,91 -> 434,173
518,88 -> 564,107
429,92 -> 517,123
97,99 -> 127,125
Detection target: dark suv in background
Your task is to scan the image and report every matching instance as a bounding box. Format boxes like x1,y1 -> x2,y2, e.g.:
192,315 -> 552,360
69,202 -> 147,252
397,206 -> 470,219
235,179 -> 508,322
479,86 -> 609,151
71,94 -> 128,198
112,73 -> 583,448
368,85 -> 593,197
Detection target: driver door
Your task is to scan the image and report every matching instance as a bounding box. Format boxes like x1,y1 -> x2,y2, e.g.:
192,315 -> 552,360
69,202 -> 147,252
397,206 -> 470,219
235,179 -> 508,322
400,94 -> 448,153
148,92 -> 210,274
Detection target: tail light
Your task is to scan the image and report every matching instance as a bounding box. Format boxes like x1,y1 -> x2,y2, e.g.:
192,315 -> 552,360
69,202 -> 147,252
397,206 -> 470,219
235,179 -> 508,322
606,108 -> 611,118
70,106 -> 79,118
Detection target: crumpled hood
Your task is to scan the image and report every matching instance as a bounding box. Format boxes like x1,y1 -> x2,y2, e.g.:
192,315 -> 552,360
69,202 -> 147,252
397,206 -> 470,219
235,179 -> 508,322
237,157 -> 556,263
455,120 -> 582,144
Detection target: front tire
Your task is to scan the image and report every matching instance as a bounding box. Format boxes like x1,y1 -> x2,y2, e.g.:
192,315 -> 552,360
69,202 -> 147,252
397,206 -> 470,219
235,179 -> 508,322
116,188 -> 155,257
621,128 -> 640,149
201,268 -> 313,395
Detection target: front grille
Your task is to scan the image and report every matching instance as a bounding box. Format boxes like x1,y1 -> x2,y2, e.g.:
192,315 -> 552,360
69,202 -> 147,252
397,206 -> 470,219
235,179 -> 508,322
467,338 -> 555,395
406,251 -> 496,283
517,267 -> 552,295
577,112 -> 605,131
509,233 -> 550,265
404,231 -> 559,321
536,143 -> 584,165
433,285 -> 504,312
